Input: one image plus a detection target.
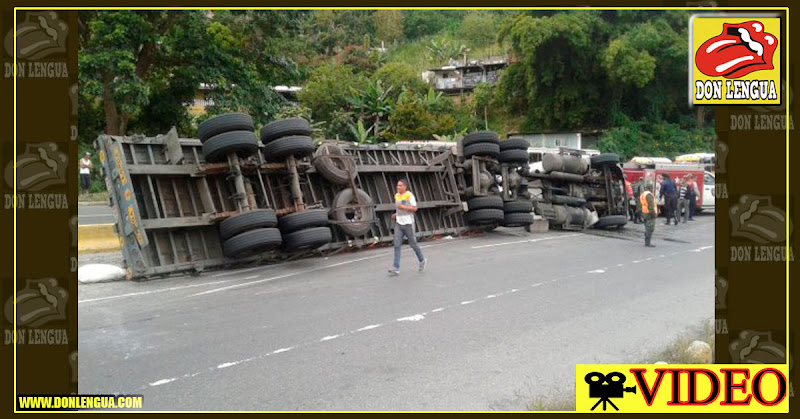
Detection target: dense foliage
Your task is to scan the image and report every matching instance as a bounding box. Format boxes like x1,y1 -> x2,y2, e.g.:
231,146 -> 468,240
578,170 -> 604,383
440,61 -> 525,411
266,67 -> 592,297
79,10 -> 712,158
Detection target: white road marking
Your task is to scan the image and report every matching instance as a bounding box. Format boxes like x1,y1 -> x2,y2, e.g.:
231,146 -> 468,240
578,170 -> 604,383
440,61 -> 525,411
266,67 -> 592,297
356,324 -> 382,332
397,314 -> 425,322
243,275 -> 259,280
587,269 -> 606,274
79,280 -> 234,304
149,378 -> 177,387
217,362 -> 238,369
133,239 -> 715,390
470,233 -> 581,249
192,253 -> 389,296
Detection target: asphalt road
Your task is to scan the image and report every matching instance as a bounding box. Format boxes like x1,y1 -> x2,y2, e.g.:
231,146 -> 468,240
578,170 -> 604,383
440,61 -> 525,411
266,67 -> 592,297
78,204 -> 115,225
78,215 -> 714,411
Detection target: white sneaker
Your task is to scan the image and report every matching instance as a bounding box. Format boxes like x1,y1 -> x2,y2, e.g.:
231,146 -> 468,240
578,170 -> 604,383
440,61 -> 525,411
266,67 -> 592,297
418,258 -> 427,272
388,269 -> 399,276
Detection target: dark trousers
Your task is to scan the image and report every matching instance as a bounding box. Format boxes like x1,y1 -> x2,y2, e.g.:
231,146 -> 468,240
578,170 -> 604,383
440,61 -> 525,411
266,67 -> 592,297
689,195 -> 697,219
80,174 -> 91,193
664,195 -> 678,224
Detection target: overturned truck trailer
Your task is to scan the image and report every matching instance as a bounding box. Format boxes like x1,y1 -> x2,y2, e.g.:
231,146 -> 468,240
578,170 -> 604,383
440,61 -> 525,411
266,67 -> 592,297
96,115 -> 625,279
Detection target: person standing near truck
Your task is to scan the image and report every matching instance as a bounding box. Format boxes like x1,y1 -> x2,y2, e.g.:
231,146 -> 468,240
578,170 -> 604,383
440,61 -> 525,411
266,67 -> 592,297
660,173 -> 678,226
687,174 -> 699,221
640,181 -> 657,247
388,179 -> 427,276
79,152 -> 93,197
677,177 -> 689,224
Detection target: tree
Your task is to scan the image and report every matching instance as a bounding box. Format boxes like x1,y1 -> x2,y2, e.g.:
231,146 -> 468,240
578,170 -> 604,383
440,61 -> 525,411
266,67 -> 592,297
297,63 -> 367,135
472,83 -> 494,130
372,62 -> 428,99
460,12 -> 498,47
78,10 -> 304,138
374,10 -> 403,44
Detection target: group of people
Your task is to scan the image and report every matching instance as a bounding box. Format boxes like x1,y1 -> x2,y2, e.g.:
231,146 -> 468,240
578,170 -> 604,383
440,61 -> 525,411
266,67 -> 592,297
626,173 -> 700,247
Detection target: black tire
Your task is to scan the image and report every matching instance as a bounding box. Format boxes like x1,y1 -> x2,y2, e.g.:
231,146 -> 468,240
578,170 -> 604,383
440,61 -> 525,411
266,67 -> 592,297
313,144 -> 357,185
463,131 -> 500,147
499,137 -> 529,151
503,200 -> 533,213
262,135 -> 315,162
219,209 -> 278,240
198,113 -> 254,143
593,215 -> 627,229
283,226 -> 333,251
467,195 -> 504,211
466,208 -> 504,225
223,228 -> 282,258
590,153 -> 620,167
332,188 -> 375,237
498,149 -> 529,164
503,212 -> 534,227
277,209 -> 329,234
464,142 -> 500,159
551,195 -> 586,206
260,118 -> 312,143
202,130 -> 259,163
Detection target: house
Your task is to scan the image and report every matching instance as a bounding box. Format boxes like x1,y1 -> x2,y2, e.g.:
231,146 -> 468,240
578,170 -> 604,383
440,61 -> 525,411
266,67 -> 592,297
424,57 -> 508,94
187,83 -> 302,116
505,130 -> 603,151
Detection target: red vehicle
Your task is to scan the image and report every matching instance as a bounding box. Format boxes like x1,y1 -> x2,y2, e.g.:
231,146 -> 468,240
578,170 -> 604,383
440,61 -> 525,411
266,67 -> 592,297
622,158 -> 715,212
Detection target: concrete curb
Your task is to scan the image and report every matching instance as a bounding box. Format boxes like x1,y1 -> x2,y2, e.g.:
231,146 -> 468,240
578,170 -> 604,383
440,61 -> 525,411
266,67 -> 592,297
78,224 -> 121,253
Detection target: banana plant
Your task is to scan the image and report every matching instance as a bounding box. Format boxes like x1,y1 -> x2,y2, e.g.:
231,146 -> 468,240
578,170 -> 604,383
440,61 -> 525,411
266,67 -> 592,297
348,119 -> 374,143
348,79 -> 394,139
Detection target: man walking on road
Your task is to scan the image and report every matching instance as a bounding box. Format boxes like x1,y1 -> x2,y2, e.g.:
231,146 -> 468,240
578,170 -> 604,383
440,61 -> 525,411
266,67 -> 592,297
388,179 -> 427,276
640,181 -> 657,247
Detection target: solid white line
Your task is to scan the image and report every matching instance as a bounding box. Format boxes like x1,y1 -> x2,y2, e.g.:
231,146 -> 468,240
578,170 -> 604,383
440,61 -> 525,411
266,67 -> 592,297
78,279 -> 234,304
470,233 -> 581,249
355,324 -> 382,332
192,253 -> 389,296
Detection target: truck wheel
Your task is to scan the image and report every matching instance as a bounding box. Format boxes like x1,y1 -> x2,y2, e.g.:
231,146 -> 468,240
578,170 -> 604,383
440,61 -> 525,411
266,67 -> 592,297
503,212 -> 534,227
498,149 -> 529,164
223,228 -> 282,258
466,208 -> 504,225
260,118 -> 312,143
332,188 -> 375,237
503,200 -> 533,213
219,209 -> 278,240
462,131 -> 499,147
277,209 -> 329,234
464,143 -> 500,160
593,215 -> 627,229
202,130 -> 259,163
551,195 -> 586,206
262,135 -> 315,162
499,137 -> 529,151
467,195 -> 504,211
313,144 -> 357,185
283,226 -> 333,251
590,153 -> 620,167
198,113 -> 254,143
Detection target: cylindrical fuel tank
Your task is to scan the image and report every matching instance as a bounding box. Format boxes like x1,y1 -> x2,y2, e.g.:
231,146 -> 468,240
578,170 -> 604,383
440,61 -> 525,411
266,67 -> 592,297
542,153 -> 589,175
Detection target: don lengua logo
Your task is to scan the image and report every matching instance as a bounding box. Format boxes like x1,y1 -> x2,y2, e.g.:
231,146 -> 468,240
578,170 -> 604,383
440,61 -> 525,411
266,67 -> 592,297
696,21 -> 777,78
691,16 -> 781,105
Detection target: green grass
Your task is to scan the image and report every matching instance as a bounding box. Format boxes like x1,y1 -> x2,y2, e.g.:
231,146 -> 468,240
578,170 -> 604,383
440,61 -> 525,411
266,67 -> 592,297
78,191 -> 109,203
525,319 -> 714,411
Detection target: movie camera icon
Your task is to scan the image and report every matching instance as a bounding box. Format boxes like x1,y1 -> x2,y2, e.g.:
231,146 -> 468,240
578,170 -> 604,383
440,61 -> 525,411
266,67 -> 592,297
585,371 -> 637,411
